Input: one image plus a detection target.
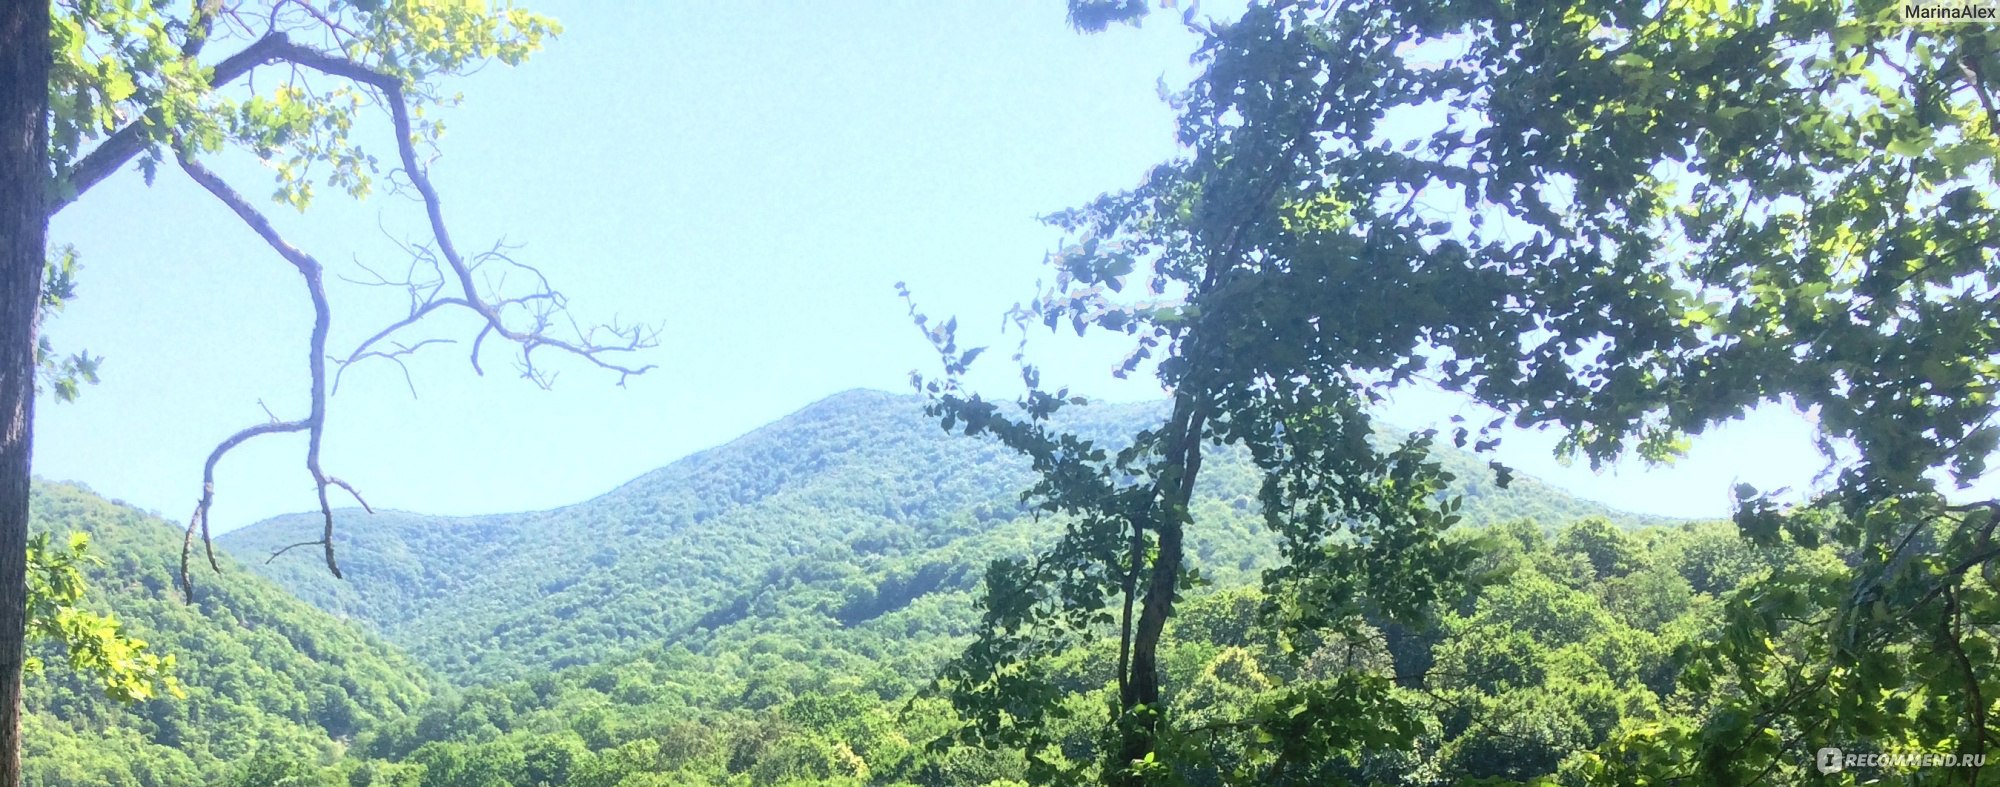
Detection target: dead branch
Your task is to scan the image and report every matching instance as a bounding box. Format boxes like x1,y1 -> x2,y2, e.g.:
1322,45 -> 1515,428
265,539 -> 328,564
155,31 -> 657,600
178,418 -> 309,599
248,36 -> 661,385
324,476 -> 372,512
333,336 -> 455,398
178,153 -> 347,596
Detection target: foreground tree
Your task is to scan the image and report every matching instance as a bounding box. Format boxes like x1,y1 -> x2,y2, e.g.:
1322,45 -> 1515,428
0,1 -> 657,782
911,0 -> 1998,782
0,4 -> 52,781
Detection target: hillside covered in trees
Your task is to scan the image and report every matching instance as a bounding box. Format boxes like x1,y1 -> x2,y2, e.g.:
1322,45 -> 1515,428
21,483 -> 434,785
29,391 -> 1820,785
218,390 -> 1643,684
19,391 -> 1846,784
318,516 -> 1809,785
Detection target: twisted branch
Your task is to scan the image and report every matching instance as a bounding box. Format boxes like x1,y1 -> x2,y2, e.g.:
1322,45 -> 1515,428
72,29 -> 659,601
178,418 -> 310,597
262,36 -> 660,386
177,153 -> 344,594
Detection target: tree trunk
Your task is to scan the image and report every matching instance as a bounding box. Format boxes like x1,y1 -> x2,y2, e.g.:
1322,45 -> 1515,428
1115,398 -> 1205,785
0,0 -> 48,783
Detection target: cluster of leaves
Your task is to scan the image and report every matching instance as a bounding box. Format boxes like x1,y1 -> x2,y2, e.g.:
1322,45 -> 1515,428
34,244 -> 99,404
48,0 -> 559,208
24,529 -> 178,704
1581,496 -> 2000,783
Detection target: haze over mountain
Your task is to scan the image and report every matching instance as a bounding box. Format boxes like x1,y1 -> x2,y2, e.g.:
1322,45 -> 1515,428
219,390 -> 1656,683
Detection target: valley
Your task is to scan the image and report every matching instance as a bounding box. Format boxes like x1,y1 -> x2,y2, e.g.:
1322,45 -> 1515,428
217,391 -> 1647,679
16,0 -> 1997,784
26,391 -> 1773,785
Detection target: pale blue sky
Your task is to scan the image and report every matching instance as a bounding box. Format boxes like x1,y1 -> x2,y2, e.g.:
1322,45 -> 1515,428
32,2 -> 1946,531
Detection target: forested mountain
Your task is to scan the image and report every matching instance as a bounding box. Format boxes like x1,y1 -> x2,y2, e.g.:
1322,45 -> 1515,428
21,482 -> 435,786
179,392 -> 1797,786
18,0 -> 1999,781
29,393 -> 1953,784
11,391 -> 1666,787
222,514 -> 1798,785
219,390 -> 1647,683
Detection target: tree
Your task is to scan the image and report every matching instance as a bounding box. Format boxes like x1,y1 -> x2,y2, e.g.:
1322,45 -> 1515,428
23,531 -> 180,705
1554,518 -> 1639,582
910,0 -> 1998,783
2,1 -> 659,783
1,4 -> 54,785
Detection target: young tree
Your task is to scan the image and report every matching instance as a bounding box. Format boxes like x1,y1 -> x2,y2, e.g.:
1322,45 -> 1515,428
913,0 -> 1997,782
0,1 -> 657,783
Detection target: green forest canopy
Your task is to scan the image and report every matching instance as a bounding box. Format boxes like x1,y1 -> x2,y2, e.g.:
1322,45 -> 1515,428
18,439 -> 1827,785
14,0 -> 1998,785
896,0 -> 1999,781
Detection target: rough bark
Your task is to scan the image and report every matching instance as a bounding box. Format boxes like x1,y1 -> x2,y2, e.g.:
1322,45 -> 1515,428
0,0 -> 50,783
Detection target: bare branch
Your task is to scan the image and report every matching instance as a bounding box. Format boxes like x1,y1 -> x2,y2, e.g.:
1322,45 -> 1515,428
249,38 -> 661,381
177,153 -> 351,597
133,31 -> 656,598
177,418 -> 310,602
325,476 -> 373,513
265,539 -> 327,564
333,327 -> 457,397
470,322 -> 494,375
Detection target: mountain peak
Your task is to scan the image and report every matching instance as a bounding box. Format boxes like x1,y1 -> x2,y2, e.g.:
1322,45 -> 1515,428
220,388 -> 1648,682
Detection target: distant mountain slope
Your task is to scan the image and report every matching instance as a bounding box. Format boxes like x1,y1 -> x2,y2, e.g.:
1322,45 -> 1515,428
220,389 -> 1649,684
22,481 -> 436,787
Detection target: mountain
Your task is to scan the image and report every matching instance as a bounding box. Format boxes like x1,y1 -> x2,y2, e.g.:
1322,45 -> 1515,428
21,481 -> 436,787
220,389 -> 1652,685
319,515 -> 1777,786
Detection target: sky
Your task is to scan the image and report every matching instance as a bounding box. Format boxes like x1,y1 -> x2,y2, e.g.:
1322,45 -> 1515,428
32,1 -> 1958,532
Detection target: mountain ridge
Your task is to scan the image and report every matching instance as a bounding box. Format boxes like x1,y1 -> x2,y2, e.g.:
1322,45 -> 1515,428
219,389 -> 1663,683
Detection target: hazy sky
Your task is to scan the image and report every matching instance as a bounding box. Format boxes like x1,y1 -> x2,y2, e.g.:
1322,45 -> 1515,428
35,2 -> 1972,532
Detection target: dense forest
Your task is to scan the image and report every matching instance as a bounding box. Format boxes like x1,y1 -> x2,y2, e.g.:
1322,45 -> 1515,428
29,390 -> 1814,785
8,0 -> 1999,784
22,483 -> 433,786
218,392 -> 1643,684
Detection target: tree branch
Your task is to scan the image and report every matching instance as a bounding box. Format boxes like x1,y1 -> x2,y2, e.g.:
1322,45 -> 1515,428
120,32 -> 657,599
264,539 -> 327,564
50,33 -> 293,216
177,153 -> 350,598
253,38 -> 660,385
178,418 -> 309,600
